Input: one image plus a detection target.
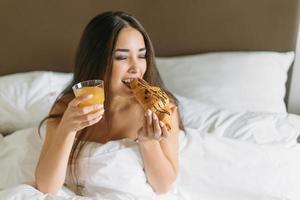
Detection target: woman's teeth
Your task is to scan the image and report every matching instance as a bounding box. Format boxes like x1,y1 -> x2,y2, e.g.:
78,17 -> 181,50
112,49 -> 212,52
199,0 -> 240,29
122,78 -> 135,88
122,78 -> 134,83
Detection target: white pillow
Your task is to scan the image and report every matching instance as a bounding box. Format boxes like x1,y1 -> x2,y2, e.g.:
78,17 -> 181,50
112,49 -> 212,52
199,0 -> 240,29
176,94 -> 300,146
0,71 -> 72,134
157,51 -> 295,113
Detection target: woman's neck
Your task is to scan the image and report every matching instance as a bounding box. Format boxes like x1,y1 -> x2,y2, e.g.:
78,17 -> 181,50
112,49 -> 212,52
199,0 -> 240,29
109,95 -> 137,114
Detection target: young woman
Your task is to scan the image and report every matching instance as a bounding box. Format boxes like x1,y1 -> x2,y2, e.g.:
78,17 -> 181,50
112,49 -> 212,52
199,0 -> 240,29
35,11 -> 184,197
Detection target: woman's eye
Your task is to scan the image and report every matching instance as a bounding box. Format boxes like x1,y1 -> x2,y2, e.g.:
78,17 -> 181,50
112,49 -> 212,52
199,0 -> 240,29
139,55 -> 146,59
115,56 -> 127,60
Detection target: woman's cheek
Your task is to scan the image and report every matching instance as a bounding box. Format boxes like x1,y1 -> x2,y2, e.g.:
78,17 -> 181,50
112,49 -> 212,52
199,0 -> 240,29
141,62 -> 147,75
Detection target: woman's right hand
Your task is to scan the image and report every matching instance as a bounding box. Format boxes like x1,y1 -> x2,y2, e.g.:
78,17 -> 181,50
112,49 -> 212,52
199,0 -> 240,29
58,94 -> 104,134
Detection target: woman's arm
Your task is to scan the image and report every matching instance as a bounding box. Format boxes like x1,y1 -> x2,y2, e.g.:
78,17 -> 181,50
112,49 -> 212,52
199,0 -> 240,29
35,121 -> 77,194
35,94 -> 104,194
138,106 -> 180,194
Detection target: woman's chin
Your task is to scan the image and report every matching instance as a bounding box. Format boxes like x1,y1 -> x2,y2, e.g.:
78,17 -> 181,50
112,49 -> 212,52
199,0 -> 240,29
122,84 -> 134,95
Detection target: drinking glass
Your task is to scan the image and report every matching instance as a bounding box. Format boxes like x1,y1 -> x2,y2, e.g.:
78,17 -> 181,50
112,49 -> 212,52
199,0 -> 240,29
72,80 -> 105,107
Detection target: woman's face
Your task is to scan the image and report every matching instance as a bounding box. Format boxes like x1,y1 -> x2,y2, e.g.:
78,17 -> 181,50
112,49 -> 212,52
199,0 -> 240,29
110,27 -> 147,97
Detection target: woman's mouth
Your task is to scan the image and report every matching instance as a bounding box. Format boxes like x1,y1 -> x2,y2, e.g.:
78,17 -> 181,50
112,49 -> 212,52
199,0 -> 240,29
121,78 -> 135,89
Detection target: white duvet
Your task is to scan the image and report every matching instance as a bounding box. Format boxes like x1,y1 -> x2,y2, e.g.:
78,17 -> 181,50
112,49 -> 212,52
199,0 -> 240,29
1,97 -> 300,200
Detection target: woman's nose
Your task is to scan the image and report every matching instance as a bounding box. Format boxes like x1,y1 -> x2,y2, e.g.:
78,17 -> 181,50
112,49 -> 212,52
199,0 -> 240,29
128,65 -> 138,74
128,58 -> 139,74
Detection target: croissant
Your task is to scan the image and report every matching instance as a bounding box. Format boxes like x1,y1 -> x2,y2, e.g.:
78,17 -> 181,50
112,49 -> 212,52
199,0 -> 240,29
127,78 -> 172,130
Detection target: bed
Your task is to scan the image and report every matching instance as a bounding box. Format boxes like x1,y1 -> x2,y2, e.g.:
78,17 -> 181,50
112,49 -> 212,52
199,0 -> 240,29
1,0 -> 300,200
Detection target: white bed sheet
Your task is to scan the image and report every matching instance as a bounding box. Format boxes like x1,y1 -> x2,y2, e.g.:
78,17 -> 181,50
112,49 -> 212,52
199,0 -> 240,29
1,74 -> 300,199
1,112 -> 300,200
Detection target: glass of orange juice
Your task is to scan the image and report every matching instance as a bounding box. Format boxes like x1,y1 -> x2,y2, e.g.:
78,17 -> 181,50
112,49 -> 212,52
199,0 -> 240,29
72,80 -> 105,107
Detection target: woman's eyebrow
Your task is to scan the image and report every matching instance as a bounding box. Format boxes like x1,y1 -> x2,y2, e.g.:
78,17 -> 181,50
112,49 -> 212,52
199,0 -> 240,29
114,48 -> 129,52
114,48 -> 146,52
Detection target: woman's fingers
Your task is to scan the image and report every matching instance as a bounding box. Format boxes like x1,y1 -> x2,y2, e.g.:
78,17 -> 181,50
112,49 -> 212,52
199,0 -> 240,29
160,121 -> 169,138
70,94 -> 93,107
152,113 -> 162,140
69,93 -> 104,116
76,103 -> 103,115
144,110 -> 163,140
146,109 -> 153,138
80,116 -> 102,128
60,94 -> 105,133
138,110 -> 171,143
76,108 -> 104,122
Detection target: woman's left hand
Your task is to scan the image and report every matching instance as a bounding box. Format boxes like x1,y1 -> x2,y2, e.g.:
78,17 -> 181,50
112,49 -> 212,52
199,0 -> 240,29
137,107 -> 177,143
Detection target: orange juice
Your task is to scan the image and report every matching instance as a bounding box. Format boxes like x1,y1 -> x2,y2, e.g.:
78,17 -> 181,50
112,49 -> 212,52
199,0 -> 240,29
74,86 -> 105,107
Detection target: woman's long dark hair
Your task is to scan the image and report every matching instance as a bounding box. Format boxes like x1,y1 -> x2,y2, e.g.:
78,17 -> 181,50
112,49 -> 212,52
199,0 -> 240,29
38,11 -> 184,193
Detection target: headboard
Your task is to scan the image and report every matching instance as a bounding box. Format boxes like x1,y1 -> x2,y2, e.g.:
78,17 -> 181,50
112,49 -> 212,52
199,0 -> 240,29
0,0 -> 299,111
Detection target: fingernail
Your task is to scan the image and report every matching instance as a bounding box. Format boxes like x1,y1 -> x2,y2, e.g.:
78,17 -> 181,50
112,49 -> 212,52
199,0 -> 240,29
153,114 -> 157,120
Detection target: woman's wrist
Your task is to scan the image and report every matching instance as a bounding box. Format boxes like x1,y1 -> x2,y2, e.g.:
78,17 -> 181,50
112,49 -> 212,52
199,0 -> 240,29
137,139 -> 160,149
56,124 -> 77,142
